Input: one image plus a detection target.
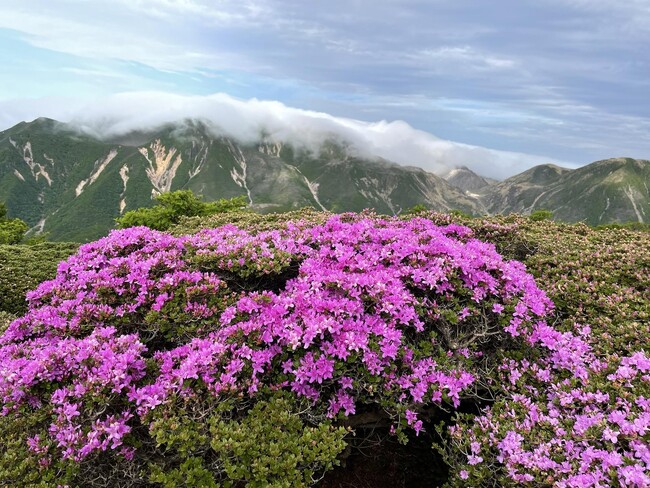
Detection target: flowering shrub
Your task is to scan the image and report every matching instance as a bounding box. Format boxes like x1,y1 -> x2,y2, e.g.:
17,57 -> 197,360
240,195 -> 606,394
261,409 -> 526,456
426,214 -> 650,487
444,350 -> 650,487
0,213 -> 557,486
2,211 -> 647,487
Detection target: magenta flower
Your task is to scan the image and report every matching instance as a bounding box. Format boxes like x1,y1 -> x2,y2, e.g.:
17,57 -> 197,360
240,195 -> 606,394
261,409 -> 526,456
0,214 -> 577,478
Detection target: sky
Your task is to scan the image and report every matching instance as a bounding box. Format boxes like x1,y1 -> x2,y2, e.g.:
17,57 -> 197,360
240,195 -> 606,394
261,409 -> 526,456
0,0 -> 649,178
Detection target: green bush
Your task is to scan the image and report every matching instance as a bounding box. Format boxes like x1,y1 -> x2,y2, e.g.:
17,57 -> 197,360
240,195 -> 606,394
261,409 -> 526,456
528,208 -> 553,221
116,190 -> 248,231
0,218 -> 28,244
0,202 -> 29,244
0,242 -> 79,315
171,207 -> 329,236
149,393 -> 347,488
404,204 -> 429,215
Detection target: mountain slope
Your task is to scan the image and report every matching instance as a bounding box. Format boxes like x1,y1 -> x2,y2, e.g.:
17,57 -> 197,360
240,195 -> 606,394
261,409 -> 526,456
3,118 -> 647,241
0,118 -> 480,241
442,166 -> 496,194
480,164 -> 571,215
481,159 -> 650,224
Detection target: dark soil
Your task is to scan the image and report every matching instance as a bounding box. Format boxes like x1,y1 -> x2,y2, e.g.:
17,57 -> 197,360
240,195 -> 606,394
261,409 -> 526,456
318,427 -> 449,488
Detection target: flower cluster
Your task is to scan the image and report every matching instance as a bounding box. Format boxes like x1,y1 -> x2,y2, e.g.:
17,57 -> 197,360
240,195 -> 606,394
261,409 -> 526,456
435,214 -> 650,487
0,214 -> 554,469
447,347 -> 650,487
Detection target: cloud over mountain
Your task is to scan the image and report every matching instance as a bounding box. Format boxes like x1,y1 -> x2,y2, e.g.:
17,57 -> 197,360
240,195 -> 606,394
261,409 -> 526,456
6,92 -> 563,179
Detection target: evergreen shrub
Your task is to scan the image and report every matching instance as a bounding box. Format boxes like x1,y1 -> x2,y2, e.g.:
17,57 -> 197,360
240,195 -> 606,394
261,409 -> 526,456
0,243 -> 79,315
1,213 -> 557,486
1,211 -> 648,486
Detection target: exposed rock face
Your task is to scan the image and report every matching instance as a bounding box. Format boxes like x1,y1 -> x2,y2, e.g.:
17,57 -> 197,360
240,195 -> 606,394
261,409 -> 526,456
21,141 -> 53,186
76,149 -> 118,196
119,164 -> 129,214
139,140 -> 183,195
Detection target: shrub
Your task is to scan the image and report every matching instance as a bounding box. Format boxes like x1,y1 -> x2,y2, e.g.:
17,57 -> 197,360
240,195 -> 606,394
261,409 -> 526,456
0,202 -> 29,244
0,242 -> 79,315
0,214 -> 559,486
421,213 -> 650,487
0,218 -> 28,244
528,209 -> 553,221
449,209 -> 474,219
404,204 -> 429,215
149,393 -> 347,487
3,211 -> 647,487
116,190 -> 247,231
171,207 -> 330,236
594,221 -> 650,232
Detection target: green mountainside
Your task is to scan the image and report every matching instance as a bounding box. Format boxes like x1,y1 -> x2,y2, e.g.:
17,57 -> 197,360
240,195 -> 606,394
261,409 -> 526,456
0,118 -> 480,241
475,158 -> 650,225
1,118 -> 648,241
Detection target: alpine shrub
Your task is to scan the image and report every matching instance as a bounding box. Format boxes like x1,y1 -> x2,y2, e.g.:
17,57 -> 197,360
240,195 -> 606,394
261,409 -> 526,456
0,214 -> 600,486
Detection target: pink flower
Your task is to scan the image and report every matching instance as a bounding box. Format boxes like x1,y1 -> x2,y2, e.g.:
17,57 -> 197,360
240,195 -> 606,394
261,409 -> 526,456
0,215 -> 562,468
602,427 -> 619,443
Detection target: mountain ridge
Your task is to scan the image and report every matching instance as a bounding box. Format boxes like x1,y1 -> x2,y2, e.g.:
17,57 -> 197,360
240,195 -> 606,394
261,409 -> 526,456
0,118 -> 480,241
477,157 -> 649,224
1,118 -> 648,241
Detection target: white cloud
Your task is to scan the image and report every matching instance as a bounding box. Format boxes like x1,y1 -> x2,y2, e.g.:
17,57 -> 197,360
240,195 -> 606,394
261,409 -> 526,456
0,2 -> 243,73
0,92 -> 562,179
0,1 -> 647,166
115,0 -> 269,26
411,46 -> 516,71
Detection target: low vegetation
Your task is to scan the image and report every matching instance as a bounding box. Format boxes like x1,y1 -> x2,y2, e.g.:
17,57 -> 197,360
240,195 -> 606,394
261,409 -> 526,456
116,190 -> 248,231
0,202 -> 28,244
0,199 -> 647,487
0,242 -> 79,316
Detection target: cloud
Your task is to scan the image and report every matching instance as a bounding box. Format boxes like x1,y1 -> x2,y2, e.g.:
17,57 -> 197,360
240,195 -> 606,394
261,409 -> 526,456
0,92 -> 562,179
0,2 -> 246,73
408,46 -> 517,72
0,1 -> 648,167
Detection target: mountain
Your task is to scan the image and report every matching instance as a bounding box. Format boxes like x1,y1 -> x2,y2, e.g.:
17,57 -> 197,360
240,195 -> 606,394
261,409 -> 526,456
442,166 -> 496,194
479,164 -> 571,215
480,158 -> 650,225
2,118 -> 647,242
0,118 -> 480,241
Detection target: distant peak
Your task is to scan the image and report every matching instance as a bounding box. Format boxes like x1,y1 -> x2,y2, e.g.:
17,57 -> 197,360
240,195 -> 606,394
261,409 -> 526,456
28,117 -> 59,128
